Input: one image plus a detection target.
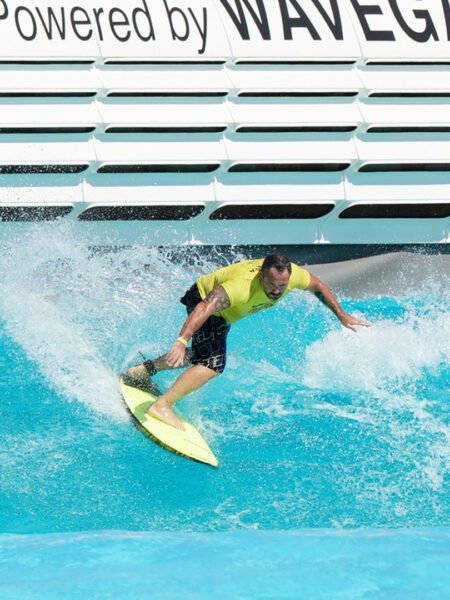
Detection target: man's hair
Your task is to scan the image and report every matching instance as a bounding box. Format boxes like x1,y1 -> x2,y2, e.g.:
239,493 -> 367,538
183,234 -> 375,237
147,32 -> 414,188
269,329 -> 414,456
261,253 -> 292,275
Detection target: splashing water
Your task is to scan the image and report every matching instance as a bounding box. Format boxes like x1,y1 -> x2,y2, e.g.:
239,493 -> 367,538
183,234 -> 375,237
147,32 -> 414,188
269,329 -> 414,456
302,303 -> 450,491
0,222 -> 240,420
303,309 -> 449,393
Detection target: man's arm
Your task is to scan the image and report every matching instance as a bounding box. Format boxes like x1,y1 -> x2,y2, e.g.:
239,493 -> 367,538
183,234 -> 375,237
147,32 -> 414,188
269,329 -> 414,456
306,273 -> 370,332
166,286 -> 231,367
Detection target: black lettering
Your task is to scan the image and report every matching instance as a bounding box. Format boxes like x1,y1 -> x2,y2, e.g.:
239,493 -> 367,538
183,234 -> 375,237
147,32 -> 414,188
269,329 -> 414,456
35,6 -> 66,40
349,0 -> 395,41
279,0 -> 320,40
0,1 -> 8,20
188,7 -> 207,54
15,6 -> 37,40
109,7 -> 131,42
443,0 -> 450,40
163,0 -> 189,42
219,0 -> 270,40
132,0 -> 155,42
71,7 -> 92,41
93,8 -> 105,41
311,0 -> 343,40
389,0 -> 439,42
388,1 -> 437,42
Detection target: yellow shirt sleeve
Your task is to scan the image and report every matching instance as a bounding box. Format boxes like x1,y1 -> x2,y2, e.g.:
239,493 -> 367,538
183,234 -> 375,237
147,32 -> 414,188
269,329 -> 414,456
290,264 -> 311,290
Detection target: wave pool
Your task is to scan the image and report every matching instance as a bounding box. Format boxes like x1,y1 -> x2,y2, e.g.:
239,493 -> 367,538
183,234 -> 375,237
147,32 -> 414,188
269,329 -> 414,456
0,223 -> 449,598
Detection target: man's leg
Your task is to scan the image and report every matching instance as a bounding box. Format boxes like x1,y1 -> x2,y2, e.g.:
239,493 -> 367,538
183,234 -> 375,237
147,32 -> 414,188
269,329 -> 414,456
146,313 -> 229,428
148,364 -> 218,430
122,349 -> 192,394
122,296 -> 228,429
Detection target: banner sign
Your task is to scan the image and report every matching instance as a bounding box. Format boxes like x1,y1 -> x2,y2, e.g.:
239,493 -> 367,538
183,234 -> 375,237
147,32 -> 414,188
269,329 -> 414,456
0,0 -> 449,59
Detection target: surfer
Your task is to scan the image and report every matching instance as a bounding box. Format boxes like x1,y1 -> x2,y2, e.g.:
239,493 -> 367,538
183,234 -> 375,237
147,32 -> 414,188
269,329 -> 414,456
123,254 -> 370,430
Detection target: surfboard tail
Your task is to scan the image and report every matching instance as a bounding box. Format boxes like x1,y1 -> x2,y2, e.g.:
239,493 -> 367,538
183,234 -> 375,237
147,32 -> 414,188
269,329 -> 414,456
120,379 -> 219,467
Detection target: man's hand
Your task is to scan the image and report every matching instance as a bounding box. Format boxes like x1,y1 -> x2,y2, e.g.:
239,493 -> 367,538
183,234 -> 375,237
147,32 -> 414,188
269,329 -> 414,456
164,286 -> 230,369
339,312 -> 371,332
166,340 -> 186,368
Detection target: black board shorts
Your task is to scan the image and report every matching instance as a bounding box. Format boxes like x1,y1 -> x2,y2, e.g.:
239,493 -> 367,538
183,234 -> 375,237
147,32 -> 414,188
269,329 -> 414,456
180,284 -> 231,374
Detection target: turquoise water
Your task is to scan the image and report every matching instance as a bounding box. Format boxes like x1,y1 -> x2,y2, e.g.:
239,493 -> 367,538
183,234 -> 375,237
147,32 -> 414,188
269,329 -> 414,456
1,529 -> 450,600
0,223 -> 449,597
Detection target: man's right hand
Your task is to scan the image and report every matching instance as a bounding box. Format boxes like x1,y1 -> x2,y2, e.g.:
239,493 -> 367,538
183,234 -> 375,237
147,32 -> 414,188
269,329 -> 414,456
165,286 -> 229,369
166,340 -> 187,368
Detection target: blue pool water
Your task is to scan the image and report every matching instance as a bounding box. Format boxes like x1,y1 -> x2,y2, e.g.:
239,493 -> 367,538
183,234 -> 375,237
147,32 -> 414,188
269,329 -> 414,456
1,529 -> 450,599
0,223 -> 449,598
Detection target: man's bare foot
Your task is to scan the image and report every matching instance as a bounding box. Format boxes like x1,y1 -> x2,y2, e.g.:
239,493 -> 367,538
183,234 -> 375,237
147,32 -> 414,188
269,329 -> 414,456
147,403 -> 185,431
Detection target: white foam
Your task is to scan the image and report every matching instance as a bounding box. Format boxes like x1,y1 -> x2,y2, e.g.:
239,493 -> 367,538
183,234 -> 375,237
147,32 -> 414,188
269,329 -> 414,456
4,290 -> 124,419
0,225 -> 170,419
311,402 -> 375,424
0,228 -> 125,419
302,305 -> 450,491
303,309 -> 449,393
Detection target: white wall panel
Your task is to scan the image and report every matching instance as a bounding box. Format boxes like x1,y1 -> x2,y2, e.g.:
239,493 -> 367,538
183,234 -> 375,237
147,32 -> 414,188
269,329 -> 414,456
97,100 -> 232,129
97,66 -> 231,95
355,138 -> 450,162
360,102 -> 450,127
228,100 -> 361,128
0,66 -> 101,93
214,180 -> 344,203
224,137 -> 357,162
93,137 -> 227,163
0,101 -> 101,126
0,139 -> 96,162
359,68 -> 450,94
227,66 -> 362,94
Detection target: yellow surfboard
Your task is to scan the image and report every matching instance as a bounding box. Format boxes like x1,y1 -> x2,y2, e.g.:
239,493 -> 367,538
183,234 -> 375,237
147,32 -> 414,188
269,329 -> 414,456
120,378 -> 218,467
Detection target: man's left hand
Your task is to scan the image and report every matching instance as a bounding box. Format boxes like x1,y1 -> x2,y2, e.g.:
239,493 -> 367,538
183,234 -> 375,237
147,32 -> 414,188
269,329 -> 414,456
339,313 -> 371,332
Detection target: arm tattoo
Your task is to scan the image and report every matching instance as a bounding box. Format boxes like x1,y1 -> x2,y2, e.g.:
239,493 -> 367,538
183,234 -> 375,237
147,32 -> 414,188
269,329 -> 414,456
204,286 -> 230,312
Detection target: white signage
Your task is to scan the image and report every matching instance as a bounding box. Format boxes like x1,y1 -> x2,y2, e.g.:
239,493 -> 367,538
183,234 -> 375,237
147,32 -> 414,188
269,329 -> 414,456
0,0 -> 448,59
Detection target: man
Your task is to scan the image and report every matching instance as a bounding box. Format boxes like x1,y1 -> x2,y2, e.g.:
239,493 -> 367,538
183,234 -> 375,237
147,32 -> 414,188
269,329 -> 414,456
123,254 -> 370,430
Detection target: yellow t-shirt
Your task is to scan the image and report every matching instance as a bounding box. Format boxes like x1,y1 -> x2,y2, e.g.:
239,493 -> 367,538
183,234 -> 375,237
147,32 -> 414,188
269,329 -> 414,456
196,259 -> 311,324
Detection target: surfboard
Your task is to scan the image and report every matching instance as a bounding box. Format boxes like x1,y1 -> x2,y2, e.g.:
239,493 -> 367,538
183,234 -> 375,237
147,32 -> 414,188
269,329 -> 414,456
120,378 -> 218,467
